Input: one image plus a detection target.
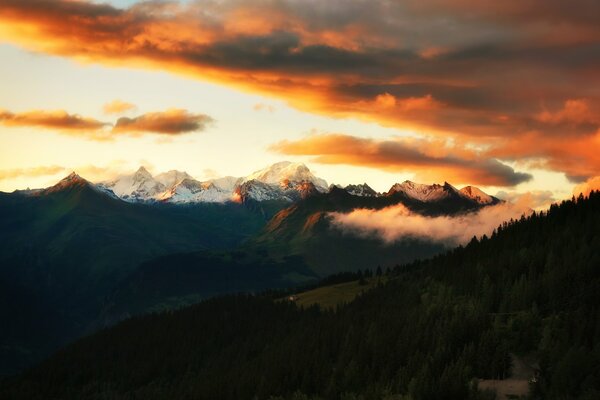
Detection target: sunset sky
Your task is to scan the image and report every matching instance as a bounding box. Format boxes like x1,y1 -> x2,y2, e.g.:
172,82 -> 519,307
0,0 -> 598,204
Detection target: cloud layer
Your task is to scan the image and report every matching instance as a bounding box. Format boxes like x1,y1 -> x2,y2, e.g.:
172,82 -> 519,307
0,165 -> 65,181
495,190 -> 556,210
0,107 -> 213,139
0,109 -> 106,131
271,133 -> 531,186
330,200 -> 534,246
0,0 -> 598,179
573,176 -> 600,197
113,109 -> 213,135
103,100 -> 136,115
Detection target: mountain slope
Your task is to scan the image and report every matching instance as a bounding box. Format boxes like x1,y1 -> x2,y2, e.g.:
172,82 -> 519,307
4,192 -> 597,400
246,184 -> 494,276
0,174 -> 284,374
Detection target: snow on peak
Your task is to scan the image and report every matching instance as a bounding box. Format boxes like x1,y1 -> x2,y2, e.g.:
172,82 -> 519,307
233,178 -> 319,203
133,166 -> 153,180
244,161 -> 328,191
155,170 -> 193,188
207,176 -> 242,192
100,167 -> 165,201
459,186 -> 494,204
388,180 -> 460,202
388,180 -> 496,205
157,178 -> 232,203
345,183 -> 378,197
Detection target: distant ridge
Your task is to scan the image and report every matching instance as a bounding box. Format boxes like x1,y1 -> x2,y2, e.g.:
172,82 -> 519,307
21,163 -> 500,207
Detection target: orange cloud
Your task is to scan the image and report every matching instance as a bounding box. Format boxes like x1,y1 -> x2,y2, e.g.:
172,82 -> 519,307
0,0 -> 598,180
253,103 -> 276,112
537,99 -> 598,125
103,100 -> 136,115
488,130 -> 600,182
0,107 -> 214,139
0,165 -> 65,181
495,190 -> 557,210
0,109 -> 107,131
573,176 -> 600,197
271,134 -> 531,186
113,109 -> 213,135
375,93 -> 397,108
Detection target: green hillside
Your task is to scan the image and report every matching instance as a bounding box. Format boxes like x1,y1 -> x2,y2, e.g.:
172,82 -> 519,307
284,276 -> 385,310
3,192 -> 597,399
247,188 -> 450,276
0,182 -> 283,374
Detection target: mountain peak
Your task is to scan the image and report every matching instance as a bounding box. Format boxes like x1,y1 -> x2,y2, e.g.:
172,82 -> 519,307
244,161 -> 328,191
133,166 -> 153,180
99,167 -> 165,201
459,185 -> 495,204
344,183 -> 378,197
443,181 -> 459,192
65,171 -> 82,180
59,171 -> 87,185
388,180 -> 460,202
42,172 -> 90,194
155,170 -> 192,188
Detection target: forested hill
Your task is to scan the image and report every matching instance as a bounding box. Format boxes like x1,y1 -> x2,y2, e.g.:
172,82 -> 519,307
2,192 -> 599,400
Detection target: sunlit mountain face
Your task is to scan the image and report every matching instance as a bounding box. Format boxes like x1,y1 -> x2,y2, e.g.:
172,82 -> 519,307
0,1 -> 598,397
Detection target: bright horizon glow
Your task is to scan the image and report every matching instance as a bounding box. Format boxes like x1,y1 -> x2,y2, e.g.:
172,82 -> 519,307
0,43 -> 576,200
0,0 -> 597,207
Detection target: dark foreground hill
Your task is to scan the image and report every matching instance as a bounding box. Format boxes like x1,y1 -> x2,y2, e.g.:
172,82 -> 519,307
2,192 -> 598,400
0,175 -> 282,374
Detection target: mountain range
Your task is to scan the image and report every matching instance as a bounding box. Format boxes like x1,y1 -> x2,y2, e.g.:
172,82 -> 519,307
0,161 -> 501,375
48,160 -> 500,206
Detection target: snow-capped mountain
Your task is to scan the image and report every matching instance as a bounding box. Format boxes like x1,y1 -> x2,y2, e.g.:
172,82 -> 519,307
233,161 -> 328,203
243,161 -> 328,191
94,162 -> 328,204
388,180 -> 500,205
155,170 -> 193,188
344,183 -> 378,197
157,178 -> 232,203
233,179 -> 320,203
459,186 -> 497,205
388,180 -> 461,202
25,164 -> 499,208
99,166 -> 166,202
207,176 -> 242,192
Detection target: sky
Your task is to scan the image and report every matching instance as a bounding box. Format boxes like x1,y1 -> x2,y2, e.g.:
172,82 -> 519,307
0,0 -> 598,205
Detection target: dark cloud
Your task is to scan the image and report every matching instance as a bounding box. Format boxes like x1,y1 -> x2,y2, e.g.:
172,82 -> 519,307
0,107 -> 214,139
271,133 -> 532,186
113,109 -> 213,135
